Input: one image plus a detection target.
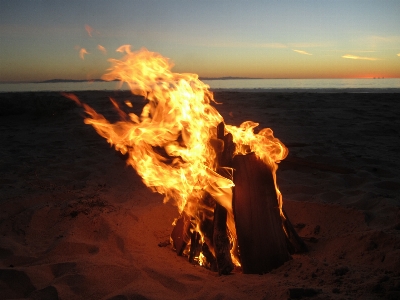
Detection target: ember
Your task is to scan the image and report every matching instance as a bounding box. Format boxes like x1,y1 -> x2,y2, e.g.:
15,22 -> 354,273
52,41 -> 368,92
65,46 -> 307,274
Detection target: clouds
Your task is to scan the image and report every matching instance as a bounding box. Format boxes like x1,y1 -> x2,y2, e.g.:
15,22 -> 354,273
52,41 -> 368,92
2,1 -> 400,81
342,54 -> 380,61
97,45 -> 107,54
85,24 -> 93,37
292,49 -> 312,55
79,48 -> 89,60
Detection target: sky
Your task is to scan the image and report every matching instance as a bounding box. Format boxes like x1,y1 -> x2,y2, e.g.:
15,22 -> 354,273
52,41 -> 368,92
1,0 -> 399,82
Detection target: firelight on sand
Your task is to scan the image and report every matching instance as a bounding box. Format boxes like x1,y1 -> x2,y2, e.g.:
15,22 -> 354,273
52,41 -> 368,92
64,45 -> 288,268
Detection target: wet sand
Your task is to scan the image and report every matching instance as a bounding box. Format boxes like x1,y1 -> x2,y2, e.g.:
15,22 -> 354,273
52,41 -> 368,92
0,91 -> 399,299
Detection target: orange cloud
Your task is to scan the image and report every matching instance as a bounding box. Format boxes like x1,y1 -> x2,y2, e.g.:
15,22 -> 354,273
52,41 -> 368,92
342,54 -> 380,61
97,45 -> 107,54
85,24 -> 93,37
79,48 -> 89,60
292,49 -> 312,55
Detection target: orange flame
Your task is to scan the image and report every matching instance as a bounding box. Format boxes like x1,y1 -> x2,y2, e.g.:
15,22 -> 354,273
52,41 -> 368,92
62,93 -> 82,106
69,45 -> 288,265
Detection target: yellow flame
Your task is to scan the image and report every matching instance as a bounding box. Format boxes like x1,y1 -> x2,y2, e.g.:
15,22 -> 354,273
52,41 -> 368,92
87,46 -> 231,214
70,45 -> 288,266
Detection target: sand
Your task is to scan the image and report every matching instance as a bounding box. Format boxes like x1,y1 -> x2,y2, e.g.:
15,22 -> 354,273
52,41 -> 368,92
0,91 -> 399,300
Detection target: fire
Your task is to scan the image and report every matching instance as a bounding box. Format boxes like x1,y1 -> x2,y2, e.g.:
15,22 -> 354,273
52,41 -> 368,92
66,45 -> 288,268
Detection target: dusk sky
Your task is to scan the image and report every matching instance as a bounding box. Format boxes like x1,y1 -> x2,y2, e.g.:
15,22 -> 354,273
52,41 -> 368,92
1,0 -> 399,82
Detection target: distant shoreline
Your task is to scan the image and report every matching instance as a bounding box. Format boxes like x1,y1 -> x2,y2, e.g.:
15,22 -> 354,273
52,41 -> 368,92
1,78 -> 399,93
1,77 -> 263,84
1,88 -> 400,94
2,76 -> 398,84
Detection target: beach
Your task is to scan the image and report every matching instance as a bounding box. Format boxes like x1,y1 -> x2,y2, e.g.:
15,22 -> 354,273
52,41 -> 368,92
0,91 -> 399,299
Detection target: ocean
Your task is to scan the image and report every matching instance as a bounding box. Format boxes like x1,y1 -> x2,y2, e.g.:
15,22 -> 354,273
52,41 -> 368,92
0,78 -> 399,93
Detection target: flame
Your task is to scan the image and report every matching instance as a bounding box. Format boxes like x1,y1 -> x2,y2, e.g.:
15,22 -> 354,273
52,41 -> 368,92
124,100 -> 133,108
69,45 -> 288,266
62,92 -> 81,106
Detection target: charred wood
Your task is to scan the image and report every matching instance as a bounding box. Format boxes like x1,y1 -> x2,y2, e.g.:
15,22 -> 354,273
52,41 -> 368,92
201,242 -> 218,272
212,122 -> 235,275
282,208 -> 308,254
170,211 -> 192,256
189,231 -> 202,264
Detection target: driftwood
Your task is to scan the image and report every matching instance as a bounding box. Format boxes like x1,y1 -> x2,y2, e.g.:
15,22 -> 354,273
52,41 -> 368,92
232,152 -> 291,274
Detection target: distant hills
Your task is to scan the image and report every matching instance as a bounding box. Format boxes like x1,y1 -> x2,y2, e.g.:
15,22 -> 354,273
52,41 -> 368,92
0,77 -> 262,84
40,79 -> 107,83
40,77 -> 261,83
199,76 -> 262,80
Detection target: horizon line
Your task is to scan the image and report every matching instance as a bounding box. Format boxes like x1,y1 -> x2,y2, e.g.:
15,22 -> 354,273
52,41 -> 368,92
1,76 -> 398,84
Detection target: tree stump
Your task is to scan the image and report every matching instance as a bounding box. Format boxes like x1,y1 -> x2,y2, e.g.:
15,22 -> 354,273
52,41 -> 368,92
232,153 -> 291,274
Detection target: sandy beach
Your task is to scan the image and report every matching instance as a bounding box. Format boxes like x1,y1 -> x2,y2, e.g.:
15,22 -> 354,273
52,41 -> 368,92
0,91 -> 399,299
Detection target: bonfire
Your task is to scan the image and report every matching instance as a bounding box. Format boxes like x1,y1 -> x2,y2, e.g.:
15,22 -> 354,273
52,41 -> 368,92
64,45 -> 307,275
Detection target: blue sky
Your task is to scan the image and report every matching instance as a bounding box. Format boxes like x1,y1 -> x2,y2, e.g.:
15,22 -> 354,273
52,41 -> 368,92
1,0 -> 399,81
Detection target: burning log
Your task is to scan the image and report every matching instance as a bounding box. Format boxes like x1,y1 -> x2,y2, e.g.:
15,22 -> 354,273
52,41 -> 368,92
170,123 -> 307,274
188,231 -> 202,264
213,123 -> 235,275
213,203 -> 233,274
232,152 -> 291,274
171,123 -> 235,273
170,211 -> 192,256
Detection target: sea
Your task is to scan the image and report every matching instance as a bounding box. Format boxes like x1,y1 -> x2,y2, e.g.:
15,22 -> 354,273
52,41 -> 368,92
0,78 -> 399,93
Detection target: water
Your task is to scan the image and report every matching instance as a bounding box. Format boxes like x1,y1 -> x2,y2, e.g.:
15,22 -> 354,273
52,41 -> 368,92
0,78 -> 399,93
204,78 -> 400,91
